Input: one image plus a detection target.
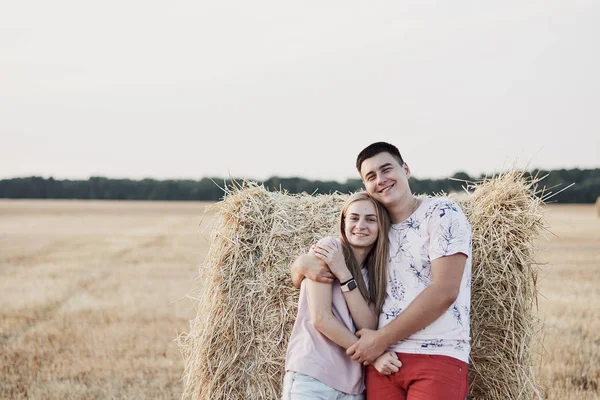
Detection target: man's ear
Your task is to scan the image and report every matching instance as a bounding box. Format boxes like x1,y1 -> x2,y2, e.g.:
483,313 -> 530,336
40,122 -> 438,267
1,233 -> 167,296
403,162 -> 411,179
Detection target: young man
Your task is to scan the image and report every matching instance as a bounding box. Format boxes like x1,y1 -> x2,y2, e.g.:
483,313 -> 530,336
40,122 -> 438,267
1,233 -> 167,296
291,142 -> 472,399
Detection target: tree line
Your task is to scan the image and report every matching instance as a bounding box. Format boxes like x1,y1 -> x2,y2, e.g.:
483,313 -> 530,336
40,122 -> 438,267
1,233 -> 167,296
0,168 -> 598,203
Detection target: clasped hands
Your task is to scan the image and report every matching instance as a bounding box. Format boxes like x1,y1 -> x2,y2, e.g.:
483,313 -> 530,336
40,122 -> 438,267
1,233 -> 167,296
347,328 -> 386,364
349,329 -> 401,374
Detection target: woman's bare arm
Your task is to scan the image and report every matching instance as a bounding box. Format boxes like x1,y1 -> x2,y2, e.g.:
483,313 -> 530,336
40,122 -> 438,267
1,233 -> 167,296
340,289 -> 378,331
306,280 -> 359,350
313,243 -> 378,330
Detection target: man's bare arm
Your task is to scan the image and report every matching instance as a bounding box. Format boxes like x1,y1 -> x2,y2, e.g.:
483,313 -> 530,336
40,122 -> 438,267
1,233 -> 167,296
290,253 -> 335,289
347,253 -> 467,363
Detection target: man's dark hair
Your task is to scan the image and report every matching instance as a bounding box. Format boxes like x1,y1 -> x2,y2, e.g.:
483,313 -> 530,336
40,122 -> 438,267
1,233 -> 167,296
356,142 -> 404,173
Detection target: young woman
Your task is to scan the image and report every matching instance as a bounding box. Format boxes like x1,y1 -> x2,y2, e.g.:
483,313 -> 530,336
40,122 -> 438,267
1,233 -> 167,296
283,192 -> 402,400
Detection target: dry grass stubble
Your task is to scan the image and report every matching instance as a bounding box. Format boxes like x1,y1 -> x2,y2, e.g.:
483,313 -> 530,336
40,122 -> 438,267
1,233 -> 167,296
0,200 -> 216,399
0,199 -> 598,399
533,204 -> 600,399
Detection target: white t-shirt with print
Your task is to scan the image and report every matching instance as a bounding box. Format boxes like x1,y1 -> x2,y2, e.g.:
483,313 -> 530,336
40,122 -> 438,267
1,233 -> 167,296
379,197 -> 472,363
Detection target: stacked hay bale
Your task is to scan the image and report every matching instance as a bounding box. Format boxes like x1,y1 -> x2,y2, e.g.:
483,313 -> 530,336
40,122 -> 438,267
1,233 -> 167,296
449,172 -> 545,399
177,184 -> 346,399
178,172 -> 546,400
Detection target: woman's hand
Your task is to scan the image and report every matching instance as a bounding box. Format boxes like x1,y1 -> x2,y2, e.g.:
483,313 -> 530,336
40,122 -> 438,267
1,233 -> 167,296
312,238 -> 352,282
372,351 -> 402,376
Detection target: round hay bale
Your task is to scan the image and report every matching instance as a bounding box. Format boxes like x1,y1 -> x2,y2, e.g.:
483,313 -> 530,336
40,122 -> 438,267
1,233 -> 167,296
178,172 -> 547,400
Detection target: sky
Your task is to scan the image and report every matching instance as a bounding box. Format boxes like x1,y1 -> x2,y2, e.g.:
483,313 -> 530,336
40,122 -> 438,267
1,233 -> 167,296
1,1 -> 598,183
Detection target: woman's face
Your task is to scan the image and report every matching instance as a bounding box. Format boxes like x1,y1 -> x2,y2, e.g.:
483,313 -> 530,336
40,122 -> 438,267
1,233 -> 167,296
343,200 -> 379,250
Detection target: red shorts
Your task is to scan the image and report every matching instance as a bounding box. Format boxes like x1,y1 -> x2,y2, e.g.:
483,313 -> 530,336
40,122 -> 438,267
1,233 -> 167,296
365,353 -> 469,400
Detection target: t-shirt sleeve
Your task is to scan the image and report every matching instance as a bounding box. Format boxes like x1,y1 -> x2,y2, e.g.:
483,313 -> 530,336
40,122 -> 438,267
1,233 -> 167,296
428,199 -> 472,261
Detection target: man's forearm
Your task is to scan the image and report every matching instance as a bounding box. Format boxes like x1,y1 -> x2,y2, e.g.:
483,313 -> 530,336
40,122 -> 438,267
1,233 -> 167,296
290,253 -> 334,287
378,285 -> 457,347
290,257 -> 306,289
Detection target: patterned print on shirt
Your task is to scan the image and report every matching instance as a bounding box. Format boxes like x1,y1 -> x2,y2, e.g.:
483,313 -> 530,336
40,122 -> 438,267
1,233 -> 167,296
420,245 -> 432,270
407,261 -> 431,288
424,199 -> 458,220
390,226 -> 411,263
454,340 -> 466,352
405,216 -> 421,233
424,203 -> 435,220
449,304 -> 463,326
437,218 -> 462,255
437,201 -> 459,218
404,245 -> 433,288
465,269 -> 472,289
389,269 -> 405,302
383,305 -> 403,321
420,339 -> 444,348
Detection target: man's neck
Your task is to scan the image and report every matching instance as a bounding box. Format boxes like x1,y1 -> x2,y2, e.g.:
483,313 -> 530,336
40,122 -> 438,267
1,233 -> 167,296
388,193 -> 417,224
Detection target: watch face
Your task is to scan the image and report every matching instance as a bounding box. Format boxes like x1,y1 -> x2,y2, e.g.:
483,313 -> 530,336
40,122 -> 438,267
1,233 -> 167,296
347,280 -> 357,290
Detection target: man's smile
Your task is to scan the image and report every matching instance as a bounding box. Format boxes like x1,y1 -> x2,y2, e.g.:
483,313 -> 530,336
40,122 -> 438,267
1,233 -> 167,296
378,183 -> 395,194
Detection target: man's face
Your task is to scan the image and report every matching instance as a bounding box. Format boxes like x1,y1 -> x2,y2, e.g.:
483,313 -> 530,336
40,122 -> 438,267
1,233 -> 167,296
360,152 -> 411,208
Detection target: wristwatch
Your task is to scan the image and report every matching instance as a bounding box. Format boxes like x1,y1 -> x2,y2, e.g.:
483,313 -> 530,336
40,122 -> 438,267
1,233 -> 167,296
340,278 -> 357,293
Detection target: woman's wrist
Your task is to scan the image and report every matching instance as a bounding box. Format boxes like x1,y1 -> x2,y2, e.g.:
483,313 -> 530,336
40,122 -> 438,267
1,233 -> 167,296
334,268 -> 353,283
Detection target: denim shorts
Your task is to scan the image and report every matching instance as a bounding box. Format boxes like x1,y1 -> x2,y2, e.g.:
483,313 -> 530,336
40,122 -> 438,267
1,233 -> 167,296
282,371 -> 364,400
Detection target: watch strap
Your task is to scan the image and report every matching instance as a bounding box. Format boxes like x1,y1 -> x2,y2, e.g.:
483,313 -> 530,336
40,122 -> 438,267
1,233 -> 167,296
341,278 -> 357,292
340,277 -> 354,286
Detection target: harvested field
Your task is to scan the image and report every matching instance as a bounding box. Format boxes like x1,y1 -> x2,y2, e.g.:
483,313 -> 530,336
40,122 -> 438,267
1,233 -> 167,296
0,200 -> 214,400
0,200 -> 598,399
534,204 -> 600,399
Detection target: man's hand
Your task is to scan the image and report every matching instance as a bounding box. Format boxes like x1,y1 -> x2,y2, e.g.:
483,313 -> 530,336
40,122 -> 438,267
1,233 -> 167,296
346,328 -> 388,365
291,253 -> 334,288
306,258 -> 335,284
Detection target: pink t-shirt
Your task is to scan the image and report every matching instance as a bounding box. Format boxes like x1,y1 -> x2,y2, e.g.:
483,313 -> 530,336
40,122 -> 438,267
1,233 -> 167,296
285,265 -> 368,395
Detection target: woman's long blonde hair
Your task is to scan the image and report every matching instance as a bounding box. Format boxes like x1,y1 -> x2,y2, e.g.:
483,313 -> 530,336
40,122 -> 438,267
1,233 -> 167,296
338,192 -> 390,314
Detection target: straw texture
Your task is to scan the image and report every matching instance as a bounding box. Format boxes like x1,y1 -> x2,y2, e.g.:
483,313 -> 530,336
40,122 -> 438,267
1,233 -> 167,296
178,171 -> 546,400
449,171 -> 545,399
